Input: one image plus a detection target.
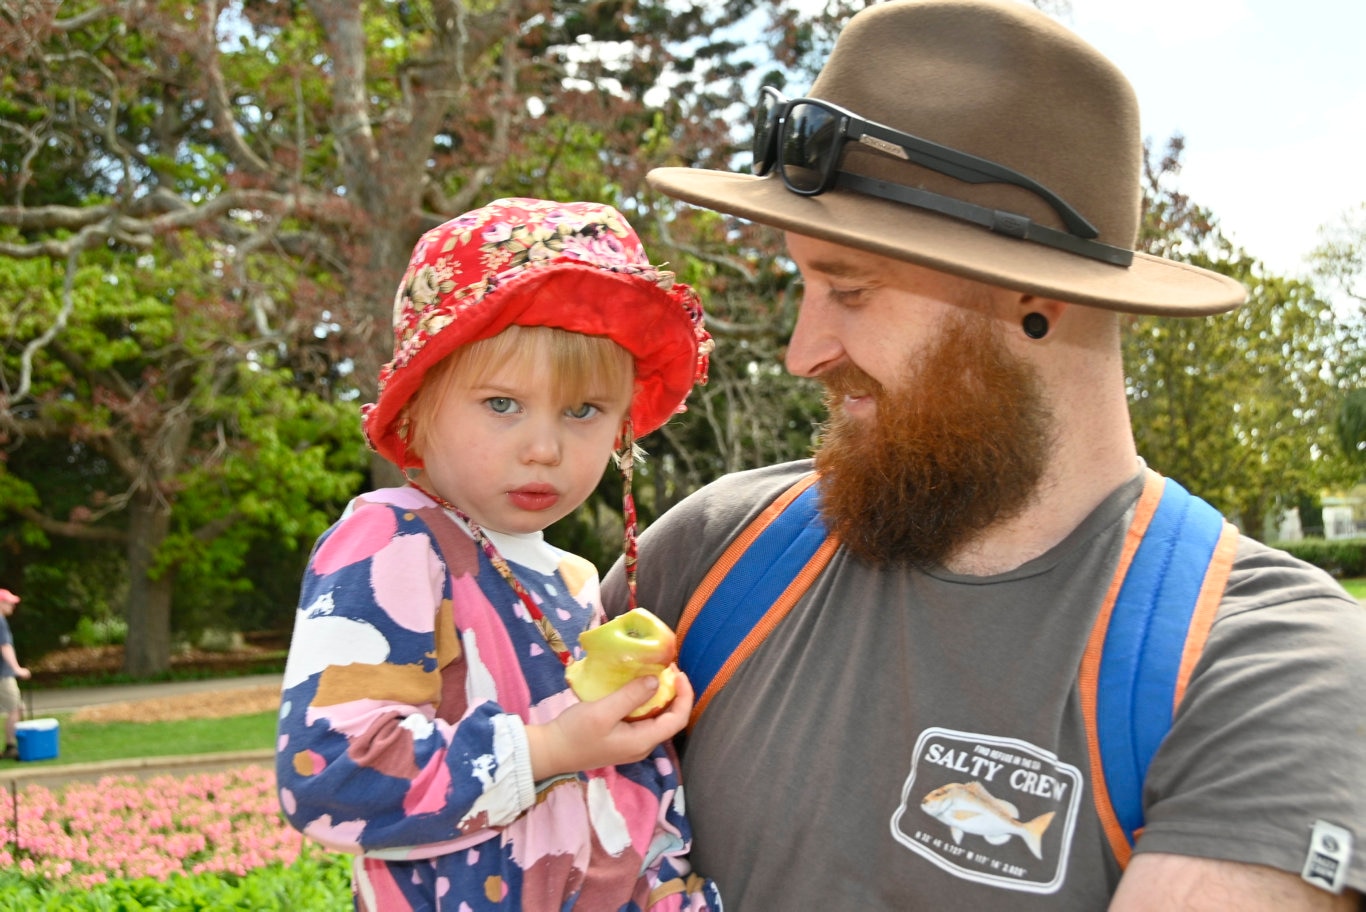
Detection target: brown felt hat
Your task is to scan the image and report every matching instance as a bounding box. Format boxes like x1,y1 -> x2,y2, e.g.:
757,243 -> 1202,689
648,0 -> 1246,316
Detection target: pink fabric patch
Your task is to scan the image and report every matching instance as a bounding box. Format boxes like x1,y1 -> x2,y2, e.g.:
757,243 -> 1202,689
370,533 -> 443,633
403,750 -> 453,816
304,814 -> 367,852
357,857 -> 413,911
312,503 -> 398,576
597,767 -> 659,858
451,574 -> 532,714
507,781 -> 592,871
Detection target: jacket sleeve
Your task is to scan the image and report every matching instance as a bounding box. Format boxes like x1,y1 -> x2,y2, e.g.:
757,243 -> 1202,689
275,500 -> 537,856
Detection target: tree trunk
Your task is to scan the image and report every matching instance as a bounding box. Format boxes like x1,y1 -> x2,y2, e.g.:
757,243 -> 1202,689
123,488 -> 174,677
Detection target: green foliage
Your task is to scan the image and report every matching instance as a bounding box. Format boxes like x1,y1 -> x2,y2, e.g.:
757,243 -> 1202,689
9,547 -> 127,660
1126,138 -> 1359,534
1,229 -> 365,668
1338,388 -> 1366,464
0,849 -> 351,911
69,616 -> 128,649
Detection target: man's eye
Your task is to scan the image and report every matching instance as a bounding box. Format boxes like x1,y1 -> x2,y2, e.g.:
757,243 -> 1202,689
566,403 -> 599,419
828,285 -> 867,304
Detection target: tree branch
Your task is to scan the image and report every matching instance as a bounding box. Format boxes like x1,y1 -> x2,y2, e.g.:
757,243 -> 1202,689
17,505 -> 127,544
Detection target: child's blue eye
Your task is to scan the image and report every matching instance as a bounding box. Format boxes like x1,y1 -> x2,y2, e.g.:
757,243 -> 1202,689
486,397 -> 517,414
566,403 -> 599,420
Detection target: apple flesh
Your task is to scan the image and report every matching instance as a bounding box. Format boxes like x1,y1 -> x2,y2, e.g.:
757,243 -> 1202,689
565,608 -> 680,721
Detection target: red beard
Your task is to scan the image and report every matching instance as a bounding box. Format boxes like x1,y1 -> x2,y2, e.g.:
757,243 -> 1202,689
813,314 -> 1054,568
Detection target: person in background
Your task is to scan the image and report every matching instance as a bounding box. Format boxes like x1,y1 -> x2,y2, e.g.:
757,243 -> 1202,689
0,588 -> 31,760
276,198 -> 719,911
603,0 -> 1366,908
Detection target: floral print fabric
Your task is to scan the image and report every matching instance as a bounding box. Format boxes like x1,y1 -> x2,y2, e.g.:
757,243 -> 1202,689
276,485 -> 719,911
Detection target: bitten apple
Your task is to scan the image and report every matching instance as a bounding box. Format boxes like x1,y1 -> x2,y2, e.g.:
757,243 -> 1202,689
565,608 -> 680,721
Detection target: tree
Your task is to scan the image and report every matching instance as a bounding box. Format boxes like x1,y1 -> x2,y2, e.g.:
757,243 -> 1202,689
1310,203 -> 1366,469
0,233 -> 364,673
1124,137 -> 1357,533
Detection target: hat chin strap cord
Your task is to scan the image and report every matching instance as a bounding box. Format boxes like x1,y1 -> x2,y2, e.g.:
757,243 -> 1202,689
835,172 -> 1135,268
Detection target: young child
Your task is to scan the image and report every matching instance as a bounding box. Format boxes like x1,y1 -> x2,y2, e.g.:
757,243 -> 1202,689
275,198 -> 719,911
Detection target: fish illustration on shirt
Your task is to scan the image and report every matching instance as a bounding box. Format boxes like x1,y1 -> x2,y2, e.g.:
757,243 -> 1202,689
921,780 -> 1056,859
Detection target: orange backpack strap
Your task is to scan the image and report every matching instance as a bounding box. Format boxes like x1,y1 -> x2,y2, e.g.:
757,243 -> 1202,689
676,474 -> 838,729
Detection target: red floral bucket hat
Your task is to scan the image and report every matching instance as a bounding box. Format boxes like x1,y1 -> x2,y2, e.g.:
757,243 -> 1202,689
362,197 -> 712,470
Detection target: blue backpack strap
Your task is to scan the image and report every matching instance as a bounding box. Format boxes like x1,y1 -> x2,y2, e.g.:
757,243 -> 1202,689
1083,470 -> 1239,866
677,475 -> 836,725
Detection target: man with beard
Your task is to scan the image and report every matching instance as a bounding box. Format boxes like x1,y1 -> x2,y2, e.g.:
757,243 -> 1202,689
601,0 -> 1366,909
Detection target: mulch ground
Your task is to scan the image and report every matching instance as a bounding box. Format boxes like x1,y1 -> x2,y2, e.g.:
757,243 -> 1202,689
31,642 -> 284,724
30,640 -> 283,681
68,685 -> 283,725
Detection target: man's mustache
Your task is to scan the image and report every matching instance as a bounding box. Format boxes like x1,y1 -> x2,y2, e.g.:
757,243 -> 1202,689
819,363 -> 886,403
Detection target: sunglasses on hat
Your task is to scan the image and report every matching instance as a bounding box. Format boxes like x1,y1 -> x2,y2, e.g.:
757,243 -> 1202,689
752,87 -> 1133,267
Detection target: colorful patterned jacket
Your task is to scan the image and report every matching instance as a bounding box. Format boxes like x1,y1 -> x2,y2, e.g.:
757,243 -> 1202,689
276,486 -> 719,911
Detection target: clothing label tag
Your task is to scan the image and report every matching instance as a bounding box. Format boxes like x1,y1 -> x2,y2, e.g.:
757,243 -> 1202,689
1301,819 -> 1353,894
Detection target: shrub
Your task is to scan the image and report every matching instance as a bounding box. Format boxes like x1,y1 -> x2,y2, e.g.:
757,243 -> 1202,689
0,850 -> 351,910
67,616 -> 128,648
1272,538 -> 1366,578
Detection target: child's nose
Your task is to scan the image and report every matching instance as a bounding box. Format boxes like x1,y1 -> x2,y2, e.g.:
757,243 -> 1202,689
521,421 -> 562,465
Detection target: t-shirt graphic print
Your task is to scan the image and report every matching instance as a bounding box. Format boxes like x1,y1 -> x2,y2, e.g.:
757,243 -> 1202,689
891,727 -> 1083,893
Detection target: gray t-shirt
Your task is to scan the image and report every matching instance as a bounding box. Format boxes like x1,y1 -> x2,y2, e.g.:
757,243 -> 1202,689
0,614 -> 13,679
603,460 -> 1366,909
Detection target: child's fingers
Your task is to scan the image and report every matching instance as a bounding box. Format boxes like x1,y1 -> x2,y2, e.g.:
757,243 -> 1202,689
623,671 -> 691,740
595,674 -> 664,722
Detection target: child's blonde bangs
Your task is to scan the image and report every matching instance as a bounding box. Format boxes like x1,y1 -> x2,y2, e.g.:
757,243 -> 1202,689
403,325 -> 636,461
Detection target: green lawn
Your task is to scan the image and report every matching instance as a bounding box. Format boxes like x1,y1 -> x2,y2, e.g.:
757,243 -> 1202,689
1342,577 -> 1366,600
1,711 -> 276,769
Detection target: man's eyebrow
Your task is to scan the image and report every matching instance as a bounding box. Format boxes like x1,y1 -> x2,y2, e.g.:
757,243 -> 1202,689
803,257 -> 875,279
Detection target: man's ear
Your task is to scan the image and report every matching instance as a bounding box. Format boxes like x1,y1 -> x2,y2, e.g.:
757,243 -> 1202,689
1016,295 -> 1069,341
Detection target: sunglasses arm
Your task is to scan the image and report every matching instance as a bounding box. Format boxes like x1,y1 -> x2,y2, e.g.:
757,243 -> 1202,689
836,172 -> 1133,268
853,121 -> 1099,239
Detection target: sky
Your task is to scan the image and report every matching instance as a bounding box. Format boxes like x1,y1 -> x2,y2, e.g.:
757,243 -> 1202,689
1063,0 -> 1366,279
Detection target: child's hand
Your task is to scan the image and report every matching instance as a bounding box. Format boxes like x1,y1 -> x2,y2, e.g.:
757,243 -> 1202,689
528,670 -> 694,780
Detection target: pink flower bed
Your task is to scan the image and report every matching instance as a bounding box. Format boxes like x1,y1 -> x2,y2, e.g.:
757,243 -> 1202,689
0,764 -> 313,889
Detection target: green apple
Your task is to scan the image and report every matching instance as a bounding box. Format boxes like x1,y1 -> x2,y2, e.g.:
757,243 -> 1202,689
565,608 -> 680,720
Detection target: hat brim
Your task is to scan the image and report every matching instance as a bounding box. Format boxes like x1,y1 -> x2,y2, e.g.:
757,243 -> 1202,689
365,264 -> 702,468
648,168 -> 1245,316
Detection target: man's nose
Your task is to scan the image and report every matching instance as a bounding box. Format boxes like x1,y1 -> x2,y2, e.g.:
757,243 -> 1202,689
784,294 -> 845,378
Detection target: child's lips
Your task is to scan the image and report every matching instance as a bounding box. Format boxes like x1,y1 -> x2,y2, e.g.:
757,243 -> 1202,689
508,485 -> 559,511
